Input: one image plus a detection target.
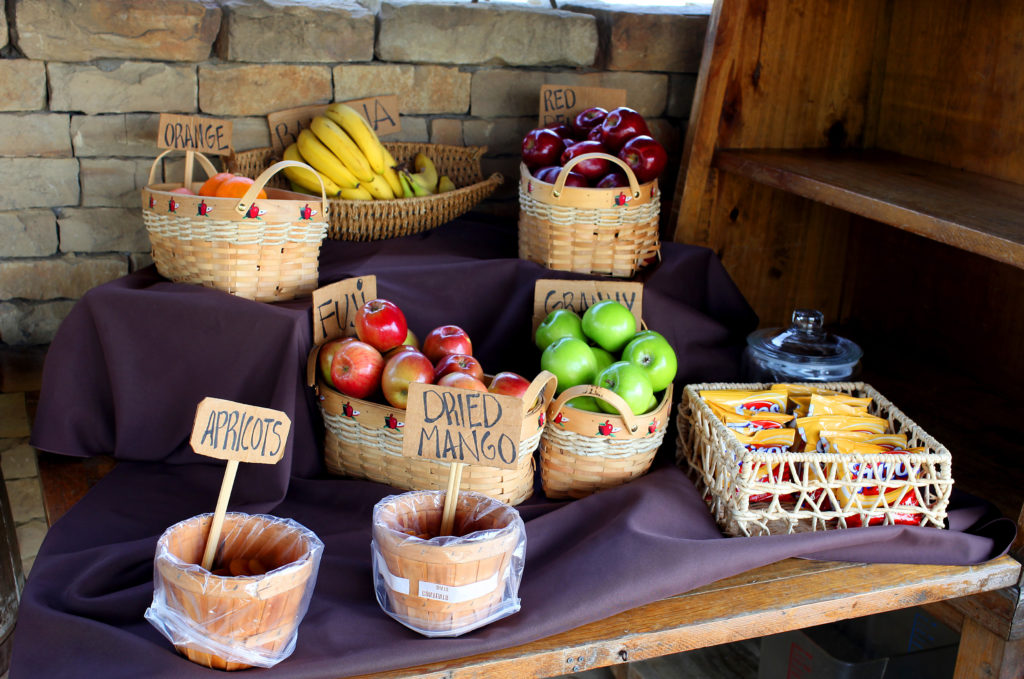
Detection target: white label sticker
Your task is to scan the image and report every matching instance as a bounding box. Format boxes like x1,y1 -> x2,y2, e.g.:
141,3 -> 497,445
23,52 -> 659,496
417,570 -> 500,603
376,553 -> 410,595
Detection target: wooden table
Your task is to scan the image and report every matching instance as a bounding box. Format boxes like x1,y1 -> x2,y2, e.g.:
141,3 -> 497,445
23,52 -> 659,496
38,455 -> 1024,678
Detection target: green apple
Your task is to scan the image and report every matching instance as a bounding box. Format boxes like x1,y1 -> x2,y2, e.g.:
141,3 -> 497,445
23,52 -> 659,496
535,309 -> 585,351
595,361 -> 654,416
581,300 -> 637,353
541,336 -> 597,393
567,395 -> 603,412
621,331 -> 677,392
590,345 -> 616,374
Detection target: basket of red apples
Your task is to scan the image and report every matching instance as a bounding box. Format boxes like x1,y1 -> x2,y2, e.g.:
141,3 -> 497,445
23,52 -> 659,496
518,107 -> 665,278
310,297 -> 555,506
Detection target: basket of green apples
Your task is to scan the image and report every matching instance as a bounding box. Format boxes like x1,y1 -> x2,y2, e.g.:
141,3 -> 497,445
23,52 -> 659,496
535,299 -> 676,499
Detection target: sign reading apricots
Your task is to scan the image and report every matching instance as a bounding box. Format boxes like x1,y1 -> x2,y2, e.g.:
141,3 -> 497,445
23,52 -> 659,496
267,95 -> 401,155
157,114 -> 233,155
190,397 -> 291,464
402,382 -> 523,470
538,85 -> 626,126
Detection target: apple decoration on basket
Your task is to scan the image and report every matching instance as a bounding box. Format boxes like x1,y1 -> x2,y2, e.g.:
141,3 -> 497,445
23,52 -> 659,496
522,106 -> 668,187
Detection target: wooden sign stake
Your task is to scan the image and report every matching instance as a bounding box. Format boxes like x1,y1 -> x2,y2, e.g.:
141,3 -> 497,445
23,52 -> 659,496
440,462 -> 465,536
201,459 -> 239,571
188,397 -> 292,573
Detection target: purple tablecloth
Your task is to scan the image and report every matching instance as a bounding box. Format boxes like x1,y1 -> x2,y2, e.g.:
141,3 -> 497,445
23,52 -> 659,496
14,216 -> 1015,678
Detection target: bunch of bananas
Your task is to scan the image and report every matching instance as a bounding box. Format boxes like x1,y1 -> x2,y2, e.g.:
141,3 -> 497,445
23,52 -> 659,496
283,103 -> 455,200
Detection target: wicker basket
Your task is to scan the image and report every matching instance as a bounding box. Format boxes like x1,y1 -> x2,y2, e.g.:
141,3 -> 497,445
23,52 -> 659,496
539,383 -> 673,499
142,150 -> 329,303
149,513 -> 322,671
675,382 -> 955,537
227,143 -> 503,241
313,372 -> 557,505
518,153 -> 661,278
372,490 -> 525,636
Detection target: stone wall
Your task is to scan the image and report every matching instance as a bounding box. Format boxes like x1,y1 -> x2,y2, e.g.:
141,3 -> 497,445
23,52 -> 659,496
0,0 -> 708,346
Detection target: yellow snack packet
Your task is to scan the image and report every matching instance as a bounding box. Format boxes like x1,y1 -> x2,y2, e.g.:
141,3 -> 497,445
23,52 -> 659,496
730,428 -> 797,503
817,431 -> 908,453
700,389 -> 788,415
825,440 -> 926,526
806,393 -> 872,417
709,405 -> 794,435
794,414 -> 888,452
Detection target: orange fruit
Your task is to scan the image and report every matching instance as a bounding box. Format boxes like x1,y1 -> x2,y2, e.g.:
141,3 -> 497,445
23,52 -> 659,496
214,176 -> 268,199
198,172 -> 234,197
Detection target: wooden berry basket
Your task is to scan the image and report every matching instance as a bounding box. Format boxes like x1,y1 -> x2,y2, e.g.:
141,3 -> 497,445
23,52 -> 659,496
228,143 -> 503,242
540,383 -> 673,499
518,153 -> 661,278
372,490 -> 525,636
311,371 -> 556,506
142,150 -> 329,303
148,513 -> 322,670
675,382 -> 954,537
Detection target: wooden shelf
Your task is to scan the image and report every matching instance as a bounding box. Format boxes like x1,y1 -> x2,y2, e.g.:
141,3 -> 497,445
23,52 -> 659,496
714,149 -> 1024,269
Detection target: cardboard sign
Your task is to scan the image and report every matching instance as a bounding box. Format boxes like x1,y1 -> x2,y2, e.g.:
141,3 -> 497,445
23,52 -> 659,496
267,95 -> 401,154
533,279 -> 644,332
157,114 -> 233,155
311,276 -> 377,345
190,397 -> 291,464
402,383 -> 523,470
538,85 -> 627,127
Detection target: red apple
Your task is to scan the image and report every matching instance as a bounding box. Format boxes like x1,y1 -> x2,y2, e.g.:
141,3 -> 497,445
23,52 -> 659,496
522,128 -> 567,170
488,372 -> 531,399
587,125 -> 605,142
434,353 -> 484,382
543,120 -> 574,139
437,372 -> 488,393
355,298 -> 408,353
619,135 -> 668,184
422,325 -> 472,364
330,340 -> 385,399
596,171 -> 630,188
318,336 -> 357,382
572,107 -> 608,138
535,166 -> 588,187
561,140 -> 612,182
599,106 -> 651,153
381,350 -> 434,410
383,344 -> 420,362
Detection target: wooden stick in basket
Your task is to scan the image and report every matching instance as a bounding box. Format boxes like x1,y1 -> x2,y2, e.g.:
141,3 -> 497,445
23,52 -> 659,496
188,397 -> 292,572
440,462 -> 465,536
201,459 -> 238,571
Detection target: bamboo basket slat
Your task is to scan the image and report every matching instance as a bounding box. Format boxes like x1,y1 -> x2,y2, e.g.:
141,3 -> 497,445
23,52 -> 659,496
228,143 -> 503,241
540,383 -> 673,499
675,382 -> 955,537
142,150 -> 329,303
518,154 -> 661,278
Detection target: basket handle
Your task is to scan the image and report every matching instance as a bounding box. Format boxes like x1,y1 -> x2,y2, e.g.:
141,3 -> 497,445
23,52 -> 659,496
548,383 -> 643,434
147,148 -> 218,186
553,152 -> 642,199
234,159 -> 329,217
521,370 -> 558,412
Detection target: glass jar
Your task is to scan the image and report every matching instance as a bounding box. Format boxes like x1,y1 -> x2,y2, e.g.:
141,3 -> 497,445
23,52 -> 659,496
742,309 -> 862,383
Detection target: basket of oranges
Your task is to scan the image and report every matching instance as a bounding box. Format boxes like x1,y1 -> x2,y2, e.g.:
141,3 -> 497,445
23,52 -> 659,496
141,149 -> 330,302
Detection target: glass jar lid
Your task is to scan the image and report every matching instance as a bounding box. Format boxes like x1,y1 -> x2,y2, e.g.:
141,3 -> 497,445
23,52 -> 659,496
746,309 -> 863,366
